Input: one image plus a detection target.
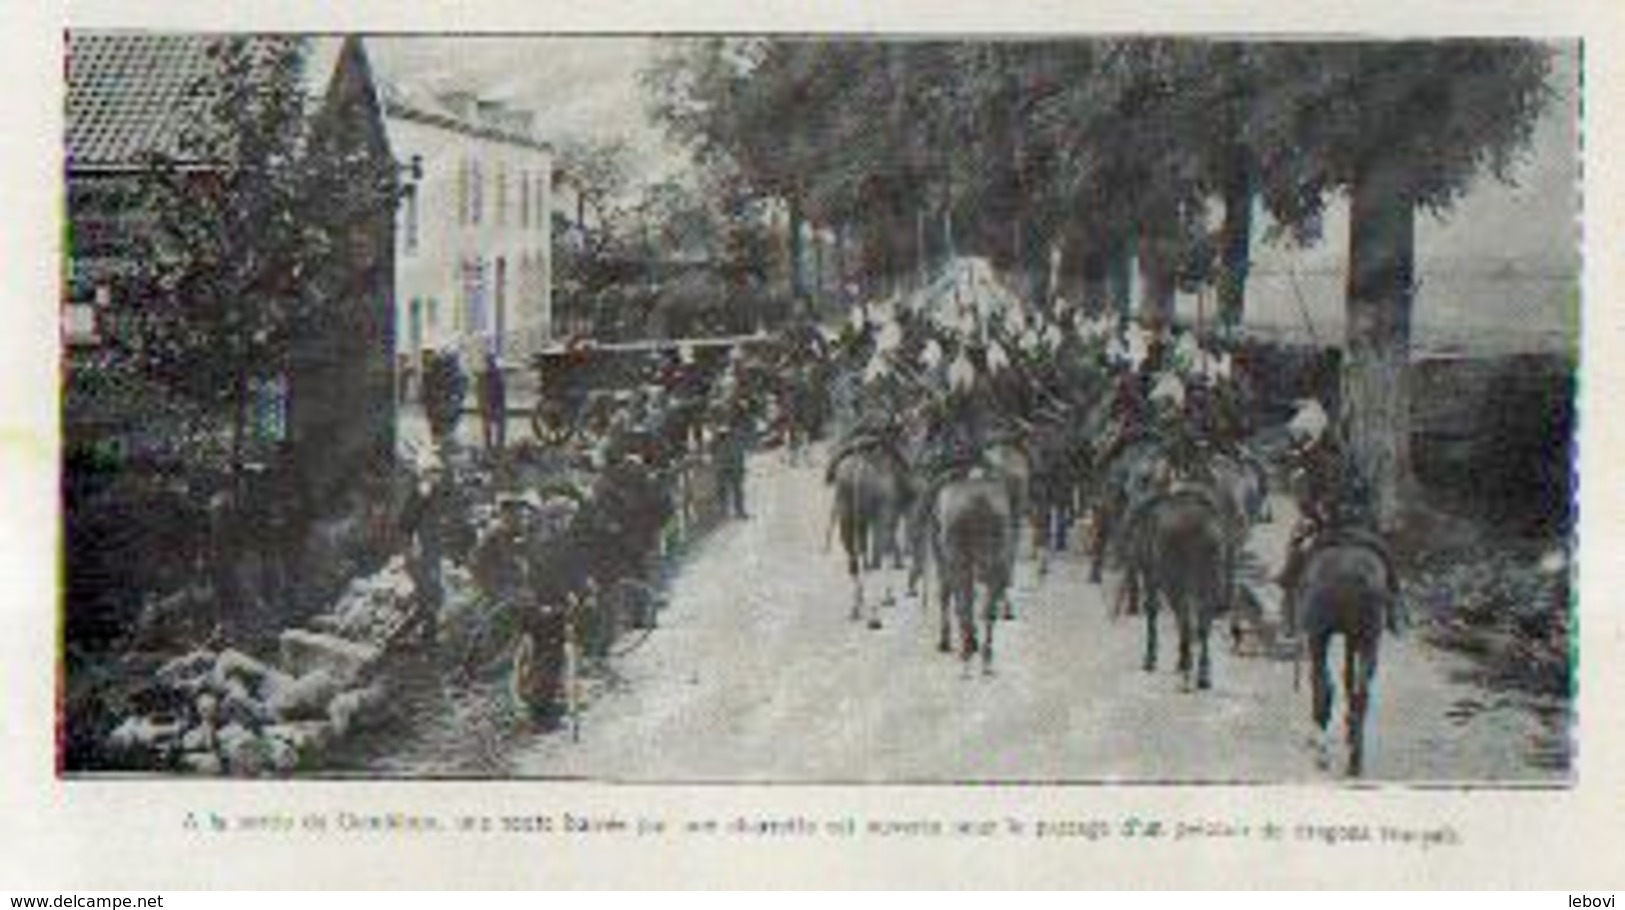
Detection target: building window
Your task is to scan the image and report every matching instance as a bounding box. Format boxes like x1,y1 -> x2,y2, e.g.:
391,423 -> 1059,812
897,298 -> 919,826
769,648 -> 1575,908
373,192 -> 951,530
496,164 -> 508,227
427,297 -> 440,332
465,256 -> 487,332
408,297 -> 424,350
470,159 -> 484,226
520,171 -> 530,229
535,180 -> 546,233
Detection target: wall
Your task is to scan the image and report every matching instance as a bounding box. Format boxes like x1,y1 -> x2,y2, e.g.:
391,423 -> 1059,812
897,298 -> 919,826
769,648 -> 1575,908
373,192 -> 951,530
387,114 -> 553,366
1168,44 -> 1582,359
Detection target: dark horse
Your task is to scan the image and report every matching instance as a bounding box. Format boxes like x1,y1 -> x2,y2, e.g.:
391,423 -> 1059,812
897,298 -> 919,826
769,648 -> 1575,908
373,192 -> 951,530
831,446 -> 912,629
1131,487 -> 1231,691
1294,540 -> 1391,777
1026,413 -> 1089,578
929,476 -> 1016,675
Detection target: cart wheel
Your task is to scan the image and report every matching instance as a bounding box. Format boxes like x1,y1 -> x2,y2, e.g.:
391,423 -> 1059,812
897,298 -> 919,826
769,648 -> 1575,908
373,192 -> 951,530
605,577 -> 662,632
508,631 -> 539,712
509,624 -> 572,728
530,405 -> 576,446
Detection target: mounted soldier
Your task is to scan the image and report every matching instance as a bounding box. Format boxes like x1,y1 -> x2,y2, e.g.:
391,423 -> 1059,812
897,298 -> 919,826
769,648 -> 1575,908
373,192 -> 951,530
1277,404 -> 1402,636
825,339 -> 914,484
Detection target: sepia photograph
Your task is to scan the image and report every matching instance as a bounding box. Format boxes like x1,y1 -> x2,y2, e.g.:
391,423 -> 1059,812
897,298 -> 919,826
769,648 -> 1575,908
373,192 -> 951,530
58,31 -> 1580,786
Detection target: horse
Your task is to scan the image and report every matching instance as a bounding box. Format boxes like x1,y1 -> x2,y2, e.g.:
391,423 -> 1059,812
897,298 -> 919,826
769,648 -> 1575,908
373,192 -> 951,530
1026,412 -> 1090,578
1087,435 -> 1175,596
1205,450 -> 1271,649
830,445 -> 913,629
929,476 -> 1016,676
983,434 -> 1034,618
1131,487 -> 1231,691
1294,539 -> 1391,777
1092,435 -> 1183,620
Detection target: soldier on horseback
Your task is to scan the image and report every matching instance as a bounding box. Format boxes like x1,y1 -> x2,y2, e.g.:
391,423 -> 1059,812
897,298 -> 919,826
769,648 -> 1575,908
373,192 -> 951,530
1277,409 -> 1403,636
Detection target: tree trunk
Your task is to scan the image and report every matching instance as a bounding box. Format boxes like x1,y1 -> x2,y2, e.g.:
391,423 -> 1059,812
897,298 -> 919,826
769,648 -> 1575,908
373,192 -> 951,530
1080,247 -> 1108,318
915,206 -> 929,288
1217,150 -> 1254,331
1105,237 -> 1134,321
1343,156 -> 1417,532
229,338 -> 250,486
834,223 -> 848,301
811,223 -> 825,313
1137,235 -> 1176,329
787,189 -> 807,303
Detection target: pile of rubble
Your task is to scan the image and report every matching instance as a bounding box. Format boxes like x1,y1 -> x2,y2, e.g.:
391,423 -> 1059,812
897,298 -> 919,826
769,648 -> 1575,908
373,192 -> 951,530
103,558 -> 425,776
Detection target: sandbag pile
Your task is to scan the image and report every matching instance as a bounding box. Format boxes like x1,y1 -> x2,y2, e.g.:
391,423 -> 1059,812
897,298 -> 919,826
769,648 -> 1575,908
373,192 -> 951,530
102,644 -> 389,776
309,555 -> 419,644
102,559 -> 425,776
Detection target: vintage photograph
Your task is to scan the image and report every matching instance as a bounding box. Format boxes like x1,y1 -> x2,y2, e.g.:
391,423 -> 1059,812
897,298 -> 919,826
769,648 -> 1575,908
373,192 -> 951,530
60,33 -> 1579,783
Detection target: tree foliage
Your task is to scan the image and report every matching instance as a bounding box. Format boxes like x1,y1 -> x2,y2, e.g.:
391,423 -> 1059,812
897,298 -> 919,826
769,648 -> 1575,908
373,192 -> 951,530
124,36 -> 400,473
642,37 -> 1557,528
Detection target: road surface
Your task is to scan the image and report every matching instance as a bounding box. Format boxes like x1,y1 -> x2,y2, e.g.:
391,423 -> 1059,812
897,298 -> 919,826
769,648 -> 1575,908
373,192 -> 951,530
467,445 -> 1562,784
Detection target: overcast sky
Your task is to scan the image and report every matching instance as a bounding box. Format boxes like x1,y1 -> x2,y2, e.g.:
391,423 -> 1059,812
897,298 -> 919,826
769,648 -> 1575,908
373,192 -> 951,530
366,36 -> 690,183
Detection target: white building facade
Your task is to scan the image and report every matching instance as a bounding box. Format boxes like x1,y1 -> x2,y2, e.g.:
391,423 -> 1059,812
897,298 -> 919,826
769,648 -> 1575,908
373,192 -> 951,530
382,87 -> 555,367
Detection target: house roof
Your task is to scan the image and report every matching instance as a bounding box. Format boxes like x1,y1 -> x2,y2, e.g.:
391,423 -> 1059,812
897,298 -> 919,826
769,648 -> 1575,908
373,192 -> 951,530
66,33 -> 219,168
374,75 -> 552,153
66,32 -> 350,170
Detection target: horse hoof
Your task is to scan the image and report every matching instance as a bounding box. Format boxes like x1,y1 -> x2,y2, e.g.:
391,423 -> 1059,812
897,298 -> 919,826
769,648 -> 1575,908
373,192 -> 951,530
867,619 -> 882,631
1198,676 -> 1212,691
938,640 -> 951,654
982,663 -> 995,678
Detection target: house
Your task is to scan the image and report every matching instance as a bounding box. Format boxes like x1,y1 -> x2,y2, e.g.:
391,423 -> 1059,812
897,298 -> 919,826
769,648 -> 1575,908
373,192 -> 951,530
64,33 -> 399,510
374,79 -> 555,388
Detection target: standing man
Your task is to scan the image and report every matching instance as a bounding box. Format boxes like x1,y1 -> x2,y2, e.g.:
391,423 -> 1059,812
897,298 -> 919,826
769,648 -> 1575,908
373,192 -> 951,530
398,456 -> 454,647
478,350 -> 508,456
713,396 -> 755,520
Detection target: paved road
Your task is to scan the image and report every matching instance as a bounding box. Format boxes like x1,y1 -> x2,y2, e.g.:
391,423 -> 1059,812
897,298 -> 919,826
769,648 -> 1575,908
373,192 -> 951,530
498,445 -> 1558,783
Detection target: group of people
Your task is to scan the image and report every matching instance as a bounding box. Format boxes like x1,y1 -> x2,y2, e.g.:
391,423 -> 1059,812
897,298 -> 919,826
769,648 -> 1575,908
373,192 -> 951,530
390,335 -> 794,715
389,254 -> 1402,717
815,257 -> 1395,636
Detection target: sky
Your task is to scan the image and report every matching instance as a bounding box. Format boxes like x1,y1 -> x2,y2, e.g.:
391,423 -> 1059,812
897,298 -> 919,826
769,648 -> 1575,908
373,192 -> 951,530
365,36 -> 688,183
362,36 -> 1582,352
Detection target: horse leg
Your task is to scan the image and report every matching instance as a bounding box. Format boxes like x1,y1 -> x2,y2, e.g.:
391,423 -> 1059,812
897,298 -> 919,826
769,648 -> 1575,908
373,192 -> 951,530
1175,598 -> 1194,690
1346,632 -> 1379,777
1196,606 -> 1214,691
982,577 -> 1001,676
870,534 -> 888,631
888,505 -> 908,571
1142,590 -> 1158,672
847,531 -> 864,623
1000,524 -> 1019,621
1088,507 -> 1110,584
906,505 -> 927,598
1034,509 -> 1050,578
937,572 -> 953,654
957,574 -> 979,665
1310,632 -> 1334,732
